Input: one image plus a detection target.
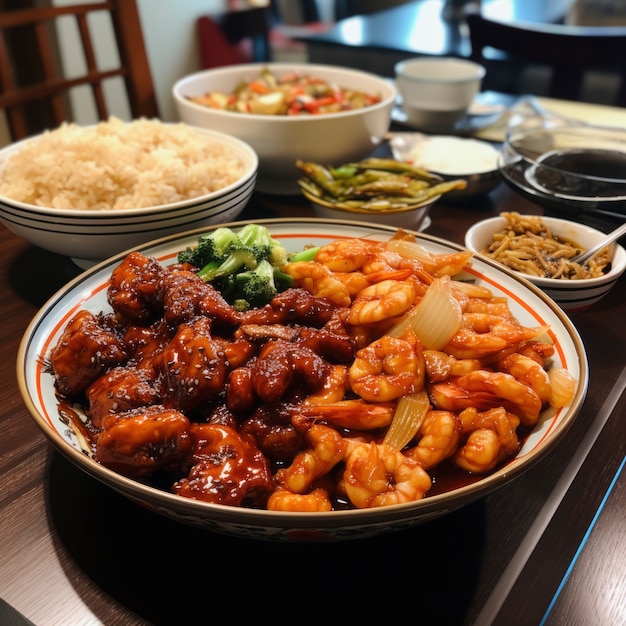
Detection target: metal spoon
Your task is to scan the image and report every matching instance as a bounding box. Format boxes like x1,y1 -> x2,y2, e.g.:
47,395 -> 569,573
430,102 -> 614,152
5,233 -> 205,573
571,221 -> 626,265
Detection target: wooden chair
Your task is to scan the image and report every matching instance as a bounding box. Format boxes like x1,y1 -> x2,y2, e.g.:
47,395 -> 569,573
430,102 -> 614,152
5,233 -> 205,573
197,8 -> 272,71
466,10 -> 626,106
0,0 -> 159,142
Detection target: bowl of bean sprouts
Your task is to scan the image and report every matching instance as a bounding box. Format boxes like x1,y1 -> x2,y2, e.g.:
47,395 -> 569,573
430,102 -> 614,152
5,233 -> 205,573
465,212 -> 626,312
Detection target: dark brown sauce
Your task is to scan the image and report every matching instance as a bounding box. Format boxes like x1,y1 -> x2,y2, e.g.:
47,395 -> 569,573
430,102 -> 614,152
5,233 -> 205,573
534,148 -> 626,198
540,148 -> 626,180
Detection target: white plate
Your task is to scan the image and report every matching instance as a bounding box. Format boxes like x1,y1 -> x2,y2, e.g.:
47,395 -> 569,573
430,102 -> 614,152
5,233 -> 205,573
17,218 -> 588,541
391,99 -> 505,135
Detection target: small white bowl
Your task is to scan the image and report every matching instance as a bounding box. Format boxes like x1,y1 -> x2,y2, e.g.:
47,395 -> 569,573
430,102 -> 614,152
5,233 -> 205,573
465,215 -> 626,312
173,63 -> 396,194
0,125 -> 258,267
394,57 -> 485,131
301,186 -> 438,229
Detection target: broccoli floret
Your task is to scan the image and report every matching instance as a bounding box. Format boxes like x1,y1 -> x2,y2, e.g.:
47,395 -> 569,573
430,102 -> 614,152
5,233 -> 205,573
177,227 -> 240,267
233,260 -> 279,310
197,246 -> 259,281
177,224 -> 293,308
288,246 -> 321,263
237,223 -> 289,267
273,267 -> 295,292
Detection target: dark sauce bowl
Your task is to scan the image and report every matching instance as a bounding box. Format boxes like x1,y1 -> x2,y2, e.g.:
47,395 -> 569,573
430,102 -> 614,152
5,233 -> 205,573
526,148 -> 626,200
499,125 -> 626,227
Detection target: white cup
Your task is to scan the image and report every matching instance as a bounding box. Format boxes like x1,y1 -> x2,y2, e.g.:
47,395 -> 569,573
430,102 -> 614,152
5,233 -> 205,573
395,57 -> 485,130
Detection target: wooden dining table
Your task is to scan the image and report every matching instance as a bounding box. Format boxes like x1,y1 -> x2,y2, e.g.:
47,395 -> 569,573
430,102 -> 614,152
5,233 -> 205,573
1,105 -> 625,625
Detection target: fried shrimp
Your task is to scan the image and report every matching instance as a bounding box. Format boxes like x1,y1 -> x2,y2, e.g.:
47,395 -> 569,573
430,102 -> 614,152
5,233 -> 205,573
314,238 -> 377,272
303,364 -> 350,405
454,406 -> 521,473
276,424 -> 347,494
267,487 -> 332,512
430,370 -> 543,426
423,349 -> 482,382
283,261 -> 351,307
444,312 -> 548,359
406,410 -> 462,469
298,399 -> 395,430
349,334 -> 423,402
497,352 -> 552,404
348,278 -> 417,325
340,442 -> 431,508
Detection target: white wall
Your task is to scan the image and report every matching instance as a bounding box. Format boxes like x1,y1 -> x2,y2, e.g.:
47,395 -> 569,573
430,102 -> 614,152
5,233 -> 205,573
136,0 -> 226,121
54,0 -> 227,123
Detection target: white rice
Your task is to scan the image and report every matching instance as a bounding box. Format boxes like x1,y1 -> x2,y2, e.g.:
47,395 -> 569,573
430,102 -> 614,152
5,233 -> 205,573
0,117 -> 247,210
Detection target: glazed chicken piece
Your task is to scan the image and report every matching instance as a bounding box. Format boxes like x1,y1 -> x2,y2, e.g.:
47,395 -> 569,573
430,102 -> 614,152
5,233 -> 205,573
160,316 -> 228,414
250,338 -> 332,403
123,319 -> 172,369
95,405 -> 192,478
86,365 -> 162,429
240,288 -> 337,327
240,402 -> 304,463
50,310 -> 127,397
174,423 -> 274,507
158,268 -> 241,331
107,251 -> 165,323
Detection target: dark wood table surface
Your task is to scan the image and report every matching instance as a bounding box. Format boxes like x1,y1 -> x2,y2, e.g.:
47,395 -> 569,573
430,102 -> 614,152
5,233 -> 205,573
1,156 -> 625,624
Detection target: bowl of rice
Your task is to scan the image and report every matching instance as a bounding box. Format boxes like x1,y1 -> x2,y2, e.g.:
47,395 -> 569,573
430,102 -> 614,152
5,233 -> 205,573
0,117 -> 258,267
465,212 -> 626,312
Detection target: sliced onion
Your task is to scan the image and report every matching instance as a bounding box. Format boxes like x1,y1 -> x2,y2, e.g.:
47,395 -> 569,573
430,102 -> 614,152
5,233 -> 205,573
386,239 -> 435,265
383,389 -> 431,452
388,276 -> 462,350
548,367 -> 577,408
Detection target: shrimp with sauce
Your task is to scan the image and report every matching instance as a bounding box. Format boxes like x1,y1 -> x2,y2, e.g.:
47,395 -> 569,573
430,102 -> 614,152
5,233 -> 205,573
304,364 -> 350,405
282,261 -> 351,307
276,424 -> 347,495
314,238 -> 377,272
340,441 -> 431,508
444,312 -> 548,359
454,406 -> 521,473
423,349 -> 482,382
267,487 -> 333,512
298,399 -> 395,430
497,352 -> 552,404
349,332 -> 424,402
429,369 -> 543,426
348,278 -> 418,326
406,410 -> 462,469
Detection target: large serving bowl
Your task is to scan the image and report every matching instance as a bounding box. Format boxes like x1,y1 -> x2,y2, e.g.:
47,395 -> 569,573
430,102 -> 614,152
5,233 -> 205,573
172,63 -> 397,194
18,218 -> 587,542
465,215 -> 626,312
0,124 -> 258,268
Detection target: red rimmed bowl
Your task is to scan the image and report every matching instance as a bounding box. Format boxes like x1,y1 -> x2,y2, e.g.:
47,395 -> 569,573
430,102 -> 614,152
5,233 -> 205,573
18,218 -> 588,541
